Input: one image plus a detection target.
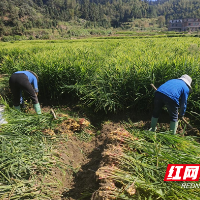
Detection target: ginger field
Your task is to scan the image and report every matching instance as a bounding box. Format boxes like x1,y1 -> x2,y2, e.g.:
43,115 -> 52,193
0,36 -> 200,113
0,36 -> 200,199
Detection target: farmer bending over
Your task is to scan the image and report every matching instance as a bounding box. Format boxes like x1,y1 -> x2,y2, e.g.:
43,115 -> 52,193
9,70 -> 42,114
150,74 -> 192,134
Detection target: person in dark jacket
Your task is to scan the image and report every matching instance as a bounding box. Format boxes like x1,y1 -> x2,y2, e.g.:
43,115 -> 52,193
150,74 -> 192,134
9,70 -> 41,114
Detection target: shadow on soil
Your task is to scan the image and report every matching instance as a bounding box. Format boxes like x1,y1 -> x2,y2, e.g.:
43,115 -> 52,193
62,135 -> 109,200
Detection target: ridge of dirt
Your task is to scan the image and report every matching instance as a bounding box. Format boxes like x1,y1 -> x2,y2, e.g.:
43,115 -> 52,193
61,122 -> 125,200
39,118 -> 126,200
91,123 -> 133,200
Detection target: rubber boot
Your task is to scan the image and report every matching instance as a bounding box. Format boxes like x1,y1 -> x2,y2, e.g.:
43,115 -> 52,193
14,105 -> 20,110
149,117 -> 158,132
170,121 -> 178,135
33,103 -> 42,114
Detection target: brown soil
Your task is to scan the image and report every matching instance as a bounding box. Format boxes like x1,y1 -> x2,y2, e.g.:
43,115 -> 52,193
41,133 -> 102,200
34,110 -> 108,200
35,108 -> 134,199
35,106 -> 200,200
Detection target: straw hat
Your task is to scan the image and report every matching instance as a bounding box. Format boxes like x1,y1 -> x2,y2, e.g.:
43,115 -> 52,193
178,74 -> 192,89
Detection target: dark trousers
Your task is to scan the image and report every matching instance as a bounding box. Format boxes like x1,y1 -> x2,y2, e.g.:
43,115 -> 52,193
153,92 -> 179,122
9,73 -> 38,106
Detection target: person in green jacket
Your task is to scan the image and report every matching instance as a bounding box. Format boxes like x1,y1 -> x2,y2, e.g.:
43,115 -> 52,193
9,70 -> 42,114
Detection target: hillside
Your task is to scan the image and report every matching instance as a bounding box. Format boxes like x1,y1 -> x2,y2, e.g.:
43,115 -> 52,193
150,0 -> 200,21
1,0 -> 200,38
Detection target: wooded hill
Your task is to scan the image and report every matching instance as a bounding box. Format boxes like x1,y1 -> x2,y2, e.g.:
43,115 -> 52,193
0,0 -> 200,36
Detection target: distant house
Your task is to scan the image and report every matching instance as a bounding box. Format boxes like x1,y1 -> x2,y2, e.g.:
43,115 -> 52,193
168,19 -> 200,31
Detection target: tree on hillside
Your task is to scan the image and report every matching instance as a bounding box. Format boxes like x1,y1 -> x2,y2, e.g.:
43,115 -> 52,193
157,15 -> 165,27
